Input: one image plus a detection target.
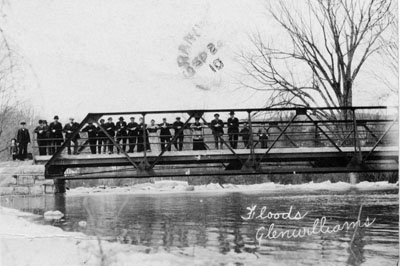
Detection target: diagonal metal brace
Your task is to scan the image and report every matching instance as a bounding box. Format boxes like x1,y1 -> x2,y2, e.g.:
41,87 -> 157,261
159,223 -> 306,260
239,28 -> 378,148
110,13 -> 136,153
305,114 -> 343,153
149,113 -> 195,169
339,129 -> 355,147
257,113 -> 298,163
276,126 -> 297,147
362,118 -> 398,163
78,140 -> 89,153
363,125 -> 379,142
200,116 -> 245,167
45,114 -> 95,169
96,122 -> 140,170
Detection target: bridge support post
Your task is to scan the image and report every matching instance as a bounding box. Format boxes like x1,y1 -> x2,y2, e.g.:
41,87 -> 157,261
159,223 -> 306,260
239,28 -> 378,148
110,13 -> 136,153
242,110 -> 260,171
352,109 -> 362,162
347,153 -> 363,184
314,123 -> 320,147
141,113 -> 149,167
54,178 -> 66,194
349,173 -> 359,184
45,165 -> 67,193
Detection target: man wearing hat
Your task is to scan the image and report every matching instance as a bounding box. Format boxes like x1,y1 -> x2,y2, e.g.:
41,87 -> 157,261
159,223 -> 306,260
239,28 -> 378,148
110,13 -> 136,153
173,117 -> 185,151
227,111 -> 239,149
104,117 -> 116,154
116,117 -> 127,153
49,115 -> 63,155
82,122 -> 98,154
158,118 -> 172,151
240,122 -> 251,149
42,120 -> 51,155
97,118 -> 107,154
210,113 -> 224,149
34,120 -> 47,155
17,121 -> 30,160
63,117 -> 81,155
137,117 -> 150,152
127,117 -> 138,153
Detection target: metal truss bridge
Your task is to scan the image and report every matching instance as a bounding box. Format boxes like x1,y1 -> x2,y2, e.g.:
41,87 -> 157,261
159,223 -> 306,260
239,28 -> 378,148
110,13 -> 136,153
33,106 -> 398,192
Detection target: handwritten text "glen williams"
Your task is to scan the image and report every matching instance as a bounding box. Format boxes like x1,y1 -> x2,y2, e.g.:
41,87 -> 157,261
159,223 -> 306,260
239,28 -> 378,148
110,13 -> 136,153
241,205 -> 376,247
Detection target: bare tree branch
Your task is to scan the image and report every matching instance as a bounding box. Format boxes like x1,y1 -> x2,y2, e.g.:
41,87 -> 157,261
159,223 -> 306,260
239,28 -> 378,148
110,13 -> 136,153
240,0 -> 394,120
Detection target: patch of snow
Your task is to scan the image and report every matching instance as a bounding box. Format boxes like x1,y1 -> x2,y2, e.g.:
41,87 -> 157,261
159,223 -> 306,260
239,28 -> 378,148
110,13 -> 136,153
67,180 -> 398,197
43,210 -> 64,220
78,221 -> 87,227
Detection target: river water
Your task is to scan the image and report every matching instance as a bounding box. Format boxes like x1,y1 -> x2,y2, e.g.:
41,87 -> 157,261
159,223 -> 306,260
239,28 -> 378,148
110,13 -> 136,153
1,189 -> 398,266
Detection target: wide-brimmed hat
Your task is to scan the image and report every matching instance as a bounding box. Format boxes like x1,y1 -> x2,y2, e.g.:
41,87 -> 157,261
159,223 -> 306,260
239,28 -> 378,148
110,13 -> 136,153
229,111 -> 235,115
176,117 -> 181,120
20,121 -> 26,125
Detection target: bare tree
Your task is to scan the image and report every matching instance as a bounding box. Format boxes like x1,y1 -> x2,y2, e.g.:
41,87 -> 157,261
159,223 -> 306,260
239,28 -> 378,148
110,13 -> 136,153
0,2 -> 35,159
240,0 -> 394,119
0,31 -> 18,138
375,1 -> 398,96
0,1 -> 17,138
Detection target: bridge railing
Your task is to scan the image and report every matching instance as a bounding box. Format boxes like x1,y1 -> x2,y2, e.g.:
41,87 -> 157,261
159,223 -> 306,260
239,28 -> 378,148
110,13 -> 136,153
35,106 -> 398,178
32,106 -> 398,157
32,119 -> 398,154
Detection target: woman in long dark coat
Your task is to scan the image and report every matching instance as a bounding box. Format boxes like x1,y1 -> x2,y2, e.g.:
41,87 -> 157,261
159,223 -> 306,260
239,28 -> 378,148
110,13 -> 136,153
190,117 -> 206,150
137,117 -> 150,152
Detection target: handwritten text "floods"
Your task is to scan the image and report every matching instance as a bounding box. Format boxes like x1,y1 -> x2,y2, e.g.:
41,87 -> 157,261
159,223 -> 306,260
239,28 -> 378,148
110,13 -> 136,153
241,205 -> 376,247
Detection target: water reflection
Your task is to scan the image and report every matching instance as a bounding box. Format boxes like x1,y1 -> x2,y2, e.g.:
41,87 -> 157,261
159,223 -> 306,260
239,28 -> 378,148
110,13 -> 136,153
1,190 -> 398,266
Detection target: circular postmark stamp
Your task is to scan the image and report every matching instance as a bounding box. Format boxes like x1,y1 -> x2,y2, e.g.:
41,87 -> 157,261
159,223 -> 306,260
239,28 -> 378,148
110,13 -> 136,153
177,24 -> 225,91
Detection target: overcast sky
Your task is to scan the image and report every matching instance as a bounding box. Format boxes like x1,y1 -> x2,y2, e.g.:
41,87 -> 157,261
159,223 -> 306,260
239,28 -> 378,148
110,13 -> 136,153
4,0 -> 398,122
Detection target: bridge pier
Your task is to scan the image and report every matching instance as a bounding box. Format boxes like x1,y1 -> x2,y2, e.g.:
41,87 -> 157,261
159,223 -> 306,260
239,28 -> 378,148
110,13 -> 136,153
347,153 -> 364,184
54,179 -> 66,194
349,173 -> 359,184
45,165 -> 67,194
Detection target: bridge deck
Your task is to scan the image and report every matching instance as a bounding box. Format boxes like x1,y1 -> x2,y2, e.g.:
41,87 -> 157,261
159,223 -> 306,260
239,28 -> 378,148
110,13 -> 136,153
35,146 -> 398,167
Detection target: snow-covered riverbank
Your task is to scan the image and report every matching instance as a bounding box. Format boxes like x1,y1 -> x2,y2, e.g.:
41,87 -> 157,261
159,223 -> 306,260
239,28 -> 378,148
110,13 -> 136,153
0,207 -> 269,266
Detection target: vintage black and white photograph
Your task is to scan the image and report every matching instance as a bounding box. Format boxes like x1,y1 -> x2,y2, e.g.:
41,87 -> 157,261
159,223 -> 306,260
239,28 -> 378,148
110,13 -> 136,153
0,0 -> 398,265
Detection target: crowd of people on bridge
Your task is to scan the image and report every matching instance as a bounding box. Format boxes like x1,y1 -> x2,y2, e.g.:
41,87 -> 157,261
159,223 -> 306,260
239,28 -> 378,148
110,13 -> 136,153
12,111 -> 270,159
